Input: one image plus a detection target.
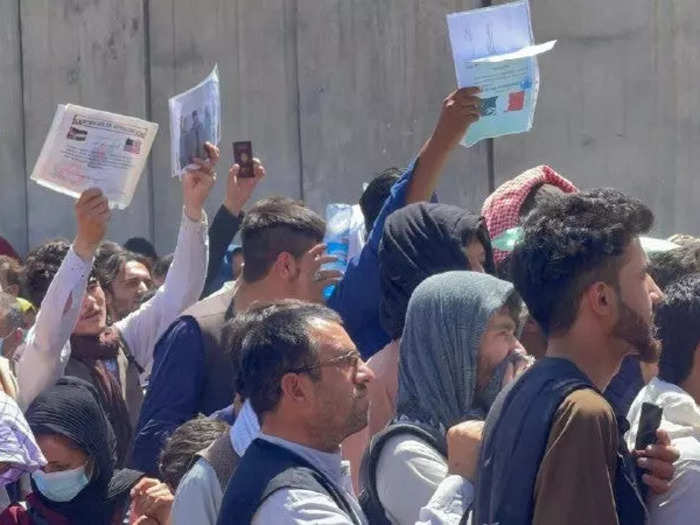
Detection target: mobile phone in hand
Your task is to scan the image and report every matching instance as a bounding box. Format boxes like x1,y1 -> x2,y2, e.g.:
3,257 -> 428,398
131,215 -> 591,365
233,141 -> 254,178
634,402 -> 663,451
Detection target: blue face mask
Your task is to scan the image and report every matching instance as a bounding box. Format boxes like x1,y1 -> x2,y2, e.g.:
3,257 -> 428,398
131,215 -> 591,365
31,464 -> 90,502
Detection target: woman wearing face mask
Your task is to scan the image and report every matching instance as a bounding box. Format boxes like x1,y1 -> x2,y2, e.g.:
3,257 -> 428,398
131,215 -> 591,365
0,377 -> 146,525
359,271 -> 531,524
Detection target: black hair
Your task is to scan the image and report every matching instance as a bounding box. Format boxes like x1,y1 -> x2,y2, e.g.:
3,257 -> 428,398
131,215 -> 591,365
231,246 -> 243,257
240,197 -> 325,283
656,273 -> 700,385
124,237 -> 158,261
158,415 -> 228,490
24,240 -> 72,307
238,302 -> 341,418
649,241 -> 700,290
153,253 -> 174,281
511,188 -> 653,336
98,251 -> 152,293
359,168 -> 402,234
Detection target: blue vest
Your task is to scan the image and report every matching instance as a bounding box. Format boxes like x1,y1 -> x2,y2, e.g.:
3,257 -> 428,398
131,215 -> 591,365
216,438 -> 361,524
473,357 -> 646,525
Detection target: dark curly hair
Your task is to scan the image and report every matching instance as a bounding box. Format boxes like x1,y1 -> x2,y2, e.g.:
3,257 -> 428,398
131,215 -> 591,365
24,240 -> 72,307
511,188 -> 653,336
656,273 -> 700,385
649,241 -> 700,291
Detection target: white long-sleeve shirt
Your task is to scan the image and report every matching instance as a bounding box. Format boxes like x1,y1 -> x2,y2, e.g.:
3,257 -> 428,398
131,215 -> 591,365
626,377 -> 700,525
16,209 -> 208,410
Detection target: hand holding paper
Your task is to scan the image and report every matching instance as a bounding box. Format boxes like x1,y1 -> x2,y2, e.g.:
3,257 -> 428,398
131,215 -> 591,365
182,142 -> 219,222
432,87 -> 482,150
73,188 -> 110,261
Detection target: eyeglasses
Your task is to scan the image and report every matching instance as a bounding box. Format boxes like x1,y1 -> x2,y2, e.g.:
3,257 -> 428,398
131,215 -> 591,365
288,349 -> 361,375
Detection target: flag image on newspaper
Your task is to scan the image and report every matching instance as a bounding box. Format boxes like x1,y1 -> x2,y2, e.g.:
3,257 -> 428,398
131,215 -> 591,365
29,104 -> 158,209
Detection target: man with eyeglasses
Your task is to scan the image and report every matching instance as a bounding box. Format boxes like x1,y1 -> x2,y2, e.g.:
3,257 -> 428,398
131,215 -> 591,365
216,301 -> 481,524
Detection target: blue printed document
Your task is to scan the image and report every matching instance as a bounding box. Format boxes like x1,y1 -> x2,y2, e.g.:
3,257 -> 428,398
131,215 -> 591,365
447,0 -> 555,146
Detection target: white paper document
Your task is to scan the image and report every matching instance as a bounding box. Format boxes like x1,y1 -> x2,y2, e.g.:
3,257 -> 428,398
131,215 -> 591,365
169,65 -> 221,177
447,0 -> 556,146
30,104 -> 158,209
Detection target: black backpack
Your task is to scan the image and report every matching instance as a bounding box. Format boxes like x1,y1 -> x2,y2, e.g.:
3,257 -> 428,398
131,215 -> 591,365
358,421 -> 447,525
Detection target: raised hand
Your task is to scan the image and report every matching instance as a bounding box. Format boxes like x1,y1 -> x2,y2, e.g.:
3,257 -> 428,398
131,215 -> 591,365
297,243 -> 342,304
224,158 -> 266,215
431,87 -> 482,150
73,188 -> 110,261
183,141 -> 220,221
447,420 -> 485,482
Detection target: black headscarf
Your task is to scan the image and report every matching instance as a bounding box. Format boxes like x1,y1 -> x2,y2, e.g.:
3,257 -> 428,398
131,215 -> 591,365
25,377 -> 142,525
379,203 -> 494,340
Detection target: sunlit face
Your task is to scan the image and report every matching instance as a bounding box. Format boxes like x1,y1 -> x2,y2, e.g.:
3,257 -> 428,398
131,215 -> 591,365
477,306 -> 520,391
73,281 -> 108,336
306,320 -> 375,446
36,434 -> 89,474
106,261 -> 152,321
463,239 -> 487,273
611,238 -> 660,362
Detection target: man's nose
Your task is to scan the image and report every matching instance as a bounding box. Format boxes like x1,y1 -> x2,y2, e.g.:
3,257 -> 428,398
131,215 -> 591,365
355,359 -> 376,383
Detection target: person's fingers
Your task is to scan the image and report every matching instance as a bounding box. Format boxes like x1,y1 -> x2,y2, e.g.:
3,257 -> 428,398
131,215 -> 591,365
639,441 -> 680,464
306,243 -> 328,260
656,429 -> 672,447
637,456 -> 674,481
314,269 -> 343,282
254,163 -> 266,180
309,255 -> 338,269
456,86 -> 481,97
502,362 -> 515,387
204,142 -> 220,162
229,164 -> 241,177
86,197 -> 110,214
642,473 -> 672,495
78,187 -> 103,204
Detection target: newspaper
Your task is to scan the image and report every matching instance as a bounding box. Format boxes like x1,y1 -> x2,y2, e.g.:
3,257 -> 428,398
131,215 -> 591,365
169,65 -> 221,177
30,104 -> 158,209
447,0 -> 556,146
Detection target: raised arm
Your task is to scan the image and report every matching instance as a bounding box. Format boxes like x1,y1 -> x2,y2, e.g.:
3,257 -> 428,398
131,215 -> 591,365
117,144 -> 218,372
16,189 -> 110,408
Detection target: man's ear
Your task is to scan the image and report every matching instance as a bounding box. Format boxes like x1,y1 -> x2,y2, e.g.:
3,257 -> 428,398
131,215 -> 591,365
585,281 -> 617,320
273,252 -> 298,282
280,372 -> 312,405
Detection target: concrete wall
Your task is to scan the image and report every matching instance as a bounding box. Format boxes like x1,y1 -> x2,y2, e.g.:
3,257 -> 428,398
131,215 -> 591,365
1,0 -> 698,256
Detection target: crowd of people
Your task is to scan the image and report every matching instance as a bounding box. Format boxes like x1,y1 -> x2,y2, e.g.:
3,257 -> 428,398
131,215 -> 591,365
1,86 -> 699,524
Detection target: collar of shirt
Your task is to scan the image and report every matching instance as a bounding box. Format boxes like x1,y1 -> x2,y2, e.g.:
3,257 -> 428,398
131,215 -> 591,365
258,433 -> 347,489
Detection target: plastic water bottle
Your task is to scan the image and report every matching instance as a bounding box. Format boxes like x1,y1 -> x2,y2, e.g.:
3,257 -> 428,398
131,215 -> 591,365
322,203 -> 352,300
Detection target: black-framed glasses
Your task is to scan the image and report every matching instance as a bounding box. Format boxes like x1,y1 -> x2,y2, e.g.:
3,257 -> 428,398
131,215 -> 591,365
288,349 -> 361,375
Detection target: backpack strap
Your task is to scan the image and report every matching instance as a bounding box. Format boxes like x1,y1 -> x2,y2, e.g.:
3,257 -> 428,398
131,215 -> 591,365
358,421 -> 446,525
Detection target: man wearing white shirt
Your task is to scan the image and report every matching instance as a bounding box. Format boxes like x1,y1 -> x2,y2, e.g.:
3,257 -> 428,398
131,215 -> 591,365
216,302 -> 479,524
16,143 -> 219,464
627,273 -> 700,524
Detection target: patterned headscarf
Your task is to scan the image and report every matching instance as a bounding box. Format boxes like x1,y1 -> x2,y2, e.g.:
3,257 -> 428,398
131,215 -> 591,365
0,390 -> 46,486
481,165 -> 577,264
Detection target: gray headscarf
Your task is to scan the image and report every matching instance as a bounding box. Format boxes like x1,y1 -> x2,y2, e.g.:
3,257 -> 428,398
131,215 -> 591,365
396,271 -> 518,432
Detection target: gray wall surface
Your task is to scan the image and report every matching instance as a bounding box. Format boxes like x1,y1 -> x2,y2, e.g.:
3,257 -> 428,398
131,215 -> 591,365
1,0 -> 698,256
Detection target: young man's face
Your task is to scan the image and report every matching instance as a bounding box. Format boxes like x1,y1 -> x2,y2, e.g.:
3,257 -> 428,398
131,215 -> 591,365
612,238 -> 660,361
477,306 -> 520,390
106,260 -> 152,321
74,281 -> 108,336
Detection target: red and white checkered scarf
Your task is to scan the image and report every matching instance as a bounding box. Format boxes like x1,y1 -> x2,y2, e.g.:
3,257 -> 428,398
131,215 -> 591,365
481,165 -> 578,263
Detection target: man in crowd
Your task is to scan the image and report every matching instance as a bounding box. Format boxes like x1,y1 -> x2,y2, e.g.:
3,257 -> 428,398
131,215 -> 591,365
626,273 -> 700,523
0,257 -> 23,298
649,240 -> 700,290
475,189 -> 678,525
217,302 -> 481,524
131,196 -> 340,474
15,143 -> 219,464
328,87 -> 483,359
99,250 -> 154,322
